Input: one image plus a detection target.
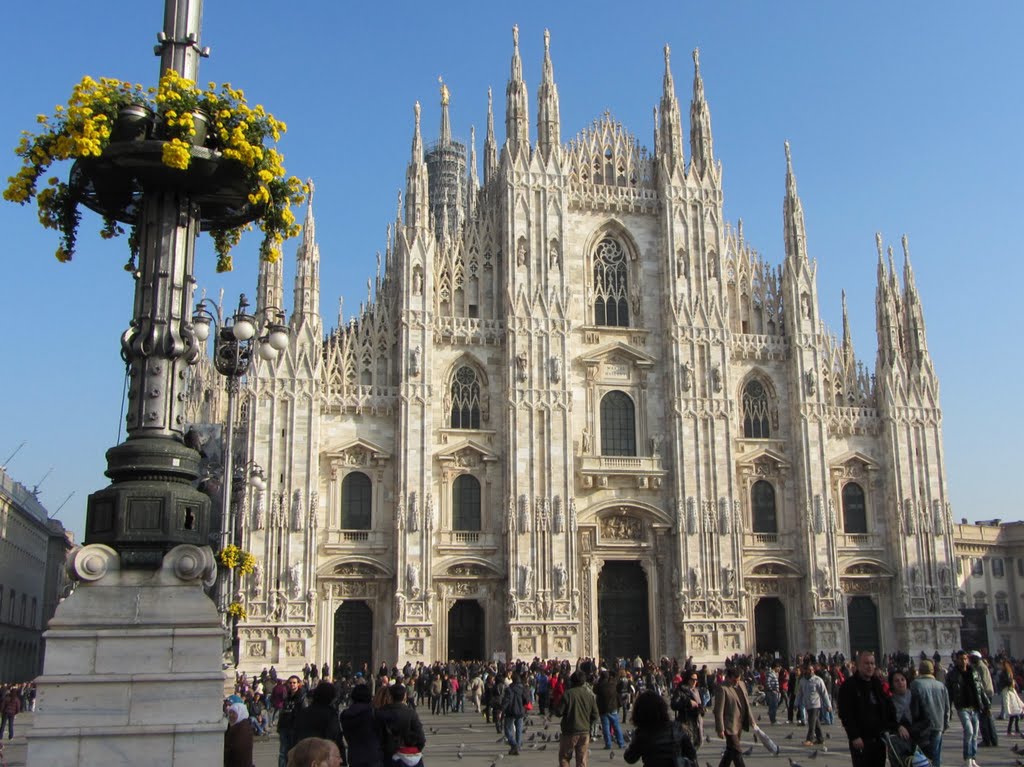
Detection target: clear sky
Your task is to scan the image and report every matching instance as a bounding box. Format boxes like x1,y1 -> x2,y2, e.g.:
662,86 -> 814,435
1,1 -> 1021,540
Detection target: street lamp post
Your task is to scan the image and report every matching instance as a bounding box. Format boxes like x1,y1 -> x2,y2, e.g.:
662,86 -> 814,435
193,293 -> 287,663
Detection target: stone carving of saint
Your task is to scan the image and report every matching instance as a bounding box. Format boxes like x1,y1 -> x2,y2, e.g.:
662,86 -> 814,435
406,563 -> 420,597
549,241 -> 560,268
681,361 -> 693,392
251,563 -> 263,598
515,353 -> 528,382
723,564 -> 736,597
410,346 -> 422,377
291,489 -> 303,531
581,427 -> 592,454
516,240 -> 528,267
412,269 -> 422,296
288,564 -> 302,599
554,564 -> 567,598
711,364 -> 722,393
690,566 -> 703,596
550,356 -> 562,383
650,434 -> 662,458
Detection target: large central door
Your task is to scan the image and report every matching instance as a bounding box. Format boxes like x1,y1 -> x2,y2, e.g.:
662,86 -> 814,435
754,597 -> 788,658
598,561 -> 650,662
847,596 -> 880,659
334,601 -> 373,673
448,599 -> 485,661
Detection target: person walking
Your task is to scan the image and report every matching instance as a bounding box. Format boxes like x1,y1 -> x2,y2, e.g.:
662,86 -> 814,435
670,672 -> 704,749
596,669 -> 626,749
502,671 -> 530,755
764,664 -> 781,726
837,651 -> 899,767
795,664 -> 831,746
909,658 -> 951,767
625,689 -> 697,767
341,684 -> 382,767
376,684 -> 426,767
225,701 -> 255,767
294,681 -> 345,761
713,667 -> 754,767
279,675 -> 310,767
559,670 -> 600,767
947,650 -> 990,767
969,652 -> 998,747
0,688 -> 21,740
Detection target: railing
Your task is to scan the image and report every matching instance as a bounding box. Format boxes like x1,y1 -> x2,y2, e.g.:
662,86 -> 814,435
452,531 -> 480,544
438,531 -> 497,550
752,533 -> 778,544
578,455 -> 663,472
323,529 -> 388,549
838,533 -> 880,548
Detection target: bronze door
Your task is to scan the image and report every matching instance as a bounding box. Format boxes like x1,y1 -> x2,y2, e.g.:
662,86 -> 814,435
754,597 -> 788,658
598,561 -> 650,663
334,601 -> 373,672
847,596 -> 880,658
448,599 -> 485,660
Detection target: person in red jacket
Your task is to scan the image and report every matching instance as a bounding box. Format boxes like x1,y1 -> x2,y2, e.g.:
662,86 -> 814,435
1,688 -> 22,740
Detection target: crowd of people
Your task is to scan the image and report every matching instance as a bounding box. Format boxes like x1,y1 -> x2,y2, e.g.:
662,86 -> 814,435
211,648 -> 1024,767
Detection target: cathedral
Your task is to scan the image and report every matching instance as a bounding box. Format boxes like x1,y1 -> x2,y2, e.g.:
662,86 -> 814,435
188,28 -> 965,671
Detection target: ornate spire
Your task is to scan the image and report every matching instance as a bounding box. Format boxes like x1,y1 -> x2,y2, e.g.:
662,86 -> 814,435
505,24 -> 530,159
901,233 -> 930,367
292,178 -> 320,326
438,76 -> 451,145
536,28 -> 560,162
484,86 -> 498,183
466,124 -> 478,219
841,289 -> 854,361
658,44 -> 684,171
405,103 -> 429,231
783,141 -> 808,263
874,233 -> 900,368
689,48 -> 715,176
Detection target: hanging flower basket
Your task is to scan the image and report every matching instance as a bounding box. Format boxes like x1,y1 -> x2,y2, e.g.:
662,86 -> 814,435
3,72 -> 306,272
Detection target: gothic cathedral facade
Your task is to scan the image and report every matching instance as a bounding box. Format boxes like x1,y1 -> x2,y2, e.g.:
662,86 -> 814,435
192,30 -> 963,671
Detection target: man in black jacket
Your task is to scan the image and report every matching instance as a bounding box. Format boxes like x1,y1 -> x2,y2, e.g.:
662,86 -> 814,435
946,651 -> 989,767
837,651 -> 898,767
277,675 -> 308,767
596,670 -> 625,749
377,684 -> 427,766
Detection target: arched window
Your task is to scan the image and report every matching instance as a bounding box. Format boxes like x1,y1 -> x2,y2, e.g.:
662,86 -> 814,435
751,480 -> 777,533
742,380 -> 771,438
340,472 -> 372,530
593,237 -> 629,327
452,475 -> 482,531
450,366 -> 481,429
600,391 -> 636,456
842,482 -> 867,534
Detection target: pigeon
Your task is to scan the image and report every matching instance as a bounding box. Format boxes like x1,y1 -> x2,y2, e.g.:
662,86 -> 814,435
825,732 -> 831,740
469,724 -> 475,729
488,763 -> 496,767
609,752 -> 616,760
785,733 -> 794,740
1014,745 -> 1023,755
809,751 -> 818,759
528,734 -> 536,742
544,723 -> 550,730
457,753 -> 464,760
495,738 -> 504,743
743,746 -> 754,755
758,715 -> 763,721
539,745 -> 547,751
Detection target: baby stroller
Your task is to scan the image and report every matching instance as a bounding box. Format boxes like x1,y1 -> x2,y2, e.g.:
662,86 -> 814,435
881,732 -> 931,767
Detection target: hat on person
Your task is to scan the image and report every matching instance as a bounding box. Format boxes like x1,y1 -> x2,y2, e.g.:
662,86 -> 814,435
918,659 -> 934,676
968,650 -> 983,659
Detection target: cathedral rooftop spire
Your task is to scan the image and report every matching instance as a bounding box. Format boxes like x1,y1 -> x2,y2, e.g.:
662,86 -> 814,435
536,28 -> 560,162
438,76 -> 452,145
411,101 -> 423,162
484,86 -> 498,183
405,103 -> 429,231
689,47 -> 715,176
658,44 -> 684,172
842,289 -> 854,359
505,24 -> 530,159
783,141 -> 808,263
292,178 -> 320,327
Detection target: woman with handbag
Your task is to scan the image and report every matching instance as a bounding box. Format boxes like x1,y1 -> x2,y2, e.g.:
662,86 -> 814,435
671,674 -> 704,749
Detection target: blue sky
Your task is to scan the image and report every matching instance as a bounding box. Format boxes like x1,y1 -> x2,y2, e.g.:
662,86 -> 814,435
1,1 -> 1021,539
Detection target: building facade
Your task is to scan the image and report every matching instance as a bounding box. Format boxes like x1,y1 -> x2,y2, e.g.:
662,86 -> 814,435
0,466 -> 73,682
188,32 -> 971,671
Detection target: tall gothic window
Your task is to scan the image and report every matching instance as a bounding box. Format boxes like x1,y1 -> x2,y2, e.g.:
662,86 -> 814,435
450,366 -> 481,429
341,472 -> 372,530
593,237 -> 630,327
751,480 -> 777,533
600,391 -> 636,456
842,482 -> 868,534
452,474 -> 482,531
742,380 -> 771,438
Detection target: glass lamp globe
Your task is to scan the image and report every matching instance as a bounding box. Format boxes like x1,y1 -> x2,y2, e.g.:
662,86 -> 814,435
257,342 -> 277,361
232,316 -> 256,340
193,317 -> 211,341
268,325 -> 290,351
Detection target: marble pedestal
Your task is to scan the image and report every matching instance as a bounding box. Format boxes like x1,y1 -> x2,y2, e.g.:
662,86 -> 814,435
27,544 -> 228,766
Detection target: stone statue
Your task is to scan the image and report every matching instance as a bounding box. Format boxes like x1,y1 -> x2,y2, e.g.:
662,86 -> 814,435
406,563 -> 420,597
408,492 -> 419,532
252,491 -> 265,530
650,434 -> 662,458
412,269 -> 422,295
515,353 -> 527,382
681,361 -> 693,391
723,564 -> 736,597
554,564 -> 567,598
410,346 -> 422,377
690,566 -> 703,596
581,427 -> 592,454
550,356 -> 562,383
516,239 -> 528,267
288,564 -> 302,600
711,364 -> 722,392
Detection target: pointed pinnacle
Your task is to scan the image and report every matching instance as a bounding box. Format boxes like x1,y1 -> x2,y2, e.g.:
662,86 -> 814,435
901,233 -> 911,265
875,232 -> 884,262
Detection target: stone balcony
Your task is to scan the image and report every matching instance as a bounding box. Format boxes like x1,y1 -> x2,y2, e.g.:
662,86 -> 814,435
577,455 -> 667,489
436,530 -> 500,554
323,529 -> 390,554
836,532 -> 884,550
742,531 -> 796,553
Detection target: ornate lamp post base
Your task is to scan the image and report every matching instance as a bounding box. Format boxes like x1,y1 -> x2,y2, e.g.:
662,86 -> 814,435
27,544 -> 225,766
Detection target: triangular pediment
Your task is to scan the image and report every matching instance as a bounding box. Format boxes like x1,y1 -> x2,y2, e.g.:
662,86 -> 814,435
736,446 -> 790,469
830,450 -> 879,471
434,438 -> 499,465
579,341 -> 655,369
324,437 -> 391,465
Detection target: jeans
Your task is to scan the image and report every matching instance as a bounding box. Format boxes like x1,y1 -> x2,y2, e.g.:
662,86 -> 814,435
504,715 -> 524,749
765,690 -> 780,724
958,707 -> 980,761
919,729 -> 943,767
279,729 -> 298,767
601,712 -> 624,748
